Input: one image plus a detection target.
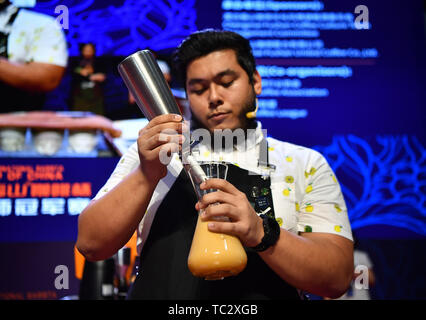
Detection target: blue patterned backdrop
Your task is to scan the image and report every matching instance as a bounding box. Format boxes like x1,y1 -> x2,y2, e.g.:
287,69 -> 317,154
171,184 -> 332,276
34,0 -> 197,56
314,135 -> 425,237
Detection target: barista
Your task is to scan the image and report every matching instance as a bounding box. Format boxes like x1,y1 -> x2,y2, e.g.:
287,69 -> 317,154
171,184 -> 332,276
76,30 -> 354,299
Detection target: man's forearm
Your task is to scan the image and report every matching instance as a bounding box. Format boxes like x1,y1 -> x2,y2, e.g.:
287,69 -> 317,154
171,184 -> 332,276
259,229 -> 354,298
76,166 -> 158,261
0,57 -> 65,92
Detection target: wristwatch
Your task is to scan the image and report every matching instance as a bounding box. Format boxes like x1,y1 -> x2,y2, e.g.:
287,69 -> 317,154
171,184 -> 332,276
250,214 -> 281,252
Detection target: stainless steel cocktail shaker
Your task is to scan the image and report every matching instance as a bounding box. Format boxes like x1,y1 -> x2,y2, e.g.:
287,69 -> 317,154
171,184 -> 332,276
118,50 -> 207,183
118,50 -> 181,120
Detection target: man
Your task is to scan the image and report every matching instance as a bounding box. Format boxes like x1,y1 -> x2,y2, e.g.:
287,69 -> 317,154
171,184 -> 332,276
0,0 -> 67,112
77,30 -> 354,299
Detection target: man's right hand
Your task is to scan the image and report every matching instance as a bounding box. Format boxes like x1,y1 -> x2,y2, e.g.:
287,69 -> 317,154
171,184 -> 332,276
137,114 -> 186,182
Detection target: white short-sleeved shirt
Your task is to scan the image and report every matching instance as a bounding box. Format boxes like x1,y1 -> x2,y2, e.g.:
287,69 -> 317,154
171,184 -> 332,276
94,123 -> 353,253
1,6 -> 68,66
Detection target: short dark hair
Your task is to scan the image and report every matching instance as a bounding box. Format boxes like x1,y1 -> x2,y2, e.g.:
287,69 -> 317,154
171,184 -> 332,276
173,29 -> 256,87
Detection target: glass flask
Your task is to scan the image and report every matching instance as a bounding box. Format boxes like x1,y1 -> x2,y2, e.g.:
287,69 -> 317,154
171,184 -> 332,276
186,162 -> 247,280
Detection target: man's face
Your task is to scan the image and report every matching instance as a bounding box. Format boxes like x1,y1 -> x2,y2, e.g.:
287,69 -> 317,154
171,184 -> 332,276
186,49 -> 261,132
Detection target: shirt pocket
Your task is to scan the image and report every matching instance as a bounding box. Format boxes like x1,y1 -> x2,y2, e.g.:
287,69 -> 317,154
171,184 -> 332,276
270,179 -> 298,233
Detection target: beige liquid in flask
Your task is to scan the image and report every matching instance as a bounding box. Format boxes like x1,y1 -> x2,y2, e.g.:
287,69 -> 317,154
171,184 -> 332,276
187,211 -> 247,280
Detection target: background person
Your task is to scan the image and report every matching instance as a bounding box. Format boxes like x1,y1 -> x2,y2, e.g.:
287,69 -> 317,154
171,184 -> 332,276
70,42 -> 106,115
0,0 -> 67,112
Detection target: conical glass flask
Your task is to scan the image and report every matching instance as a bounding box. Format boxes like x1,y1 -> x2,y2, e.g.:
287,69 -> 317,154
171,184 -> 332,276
186,162 -> 247,280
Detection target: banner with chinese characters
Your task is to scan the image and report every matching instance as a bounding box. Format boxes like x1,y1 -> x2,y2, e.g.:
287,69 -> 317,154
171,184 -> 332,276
0,157 -> 119,242
0,157 -> 119,299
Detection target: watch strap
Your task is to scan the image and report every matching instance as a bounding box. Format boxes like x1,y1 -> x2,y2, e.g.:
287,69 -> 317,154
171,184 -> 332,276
250,214 -> 280,252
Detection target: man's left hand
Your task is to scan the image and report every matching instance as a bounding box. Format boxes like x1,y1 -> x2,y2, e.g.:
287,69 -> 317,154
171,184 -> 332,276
195,178 -> 264,247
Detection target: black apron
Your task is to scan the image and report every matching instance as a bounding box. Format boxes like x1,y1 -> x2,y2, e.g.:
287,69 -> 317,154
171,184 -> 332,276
128,159 -> 300,300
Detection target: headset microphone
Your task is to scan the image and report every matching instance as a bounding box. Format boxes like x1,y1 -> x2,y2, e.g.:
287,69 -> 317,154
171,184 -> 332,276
246,98 -> 259,119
